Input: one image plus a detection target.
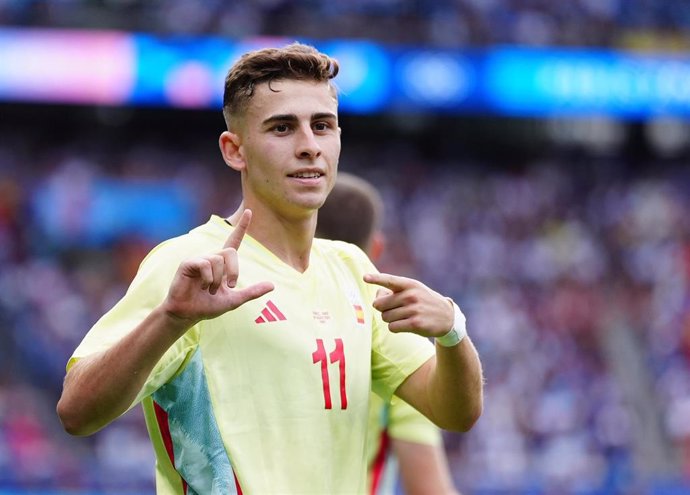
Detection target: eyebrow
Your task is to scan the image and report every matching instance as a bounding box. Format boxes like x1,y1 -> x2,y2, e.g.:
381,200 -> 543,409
262,112 -> 338,127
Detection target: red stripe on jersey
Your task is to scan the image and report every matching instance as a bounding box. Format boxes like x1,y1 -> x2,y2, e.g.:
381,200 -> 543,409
154,401 -> 188,495
234,471 -> 243,494
369,429 -> 390,495
266,300 -> 286,320
261,307 -> 276,322
255,316 -> 265,324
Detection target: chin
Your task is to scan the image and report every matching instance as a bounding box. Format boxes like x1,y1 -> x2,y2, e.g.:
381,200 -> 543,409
294,194 -> 328,211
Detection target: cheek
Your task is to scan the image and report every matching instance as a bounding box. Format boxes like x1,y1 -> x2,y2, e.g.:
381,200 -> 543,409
326,139 -> 341,164
262,141 -> 291,170
245,142 -> 280,172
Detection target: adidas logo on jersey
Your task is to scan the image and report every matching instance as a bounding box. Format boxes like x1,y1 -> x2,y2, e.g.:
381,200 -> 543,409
255,300 -> 286,324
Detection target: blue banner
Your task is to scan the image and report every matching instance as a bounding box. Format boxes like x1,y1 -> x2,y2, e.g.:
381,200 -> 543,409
2,28 -> 690,120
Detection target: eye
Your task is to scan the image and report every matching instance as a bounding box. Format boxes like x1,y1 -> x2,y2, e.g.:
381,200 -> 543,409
313,121 -> 331,132
273,123 -> 291,133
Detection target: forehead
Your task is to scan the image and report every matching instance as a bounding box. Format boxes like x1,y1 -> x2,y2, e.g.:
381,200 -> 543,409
246,79 -> 338,122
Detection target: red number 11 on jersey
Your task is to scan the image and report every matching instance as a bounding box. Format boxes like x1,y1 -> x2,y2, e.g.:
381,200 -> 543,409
312,338 -> 348,410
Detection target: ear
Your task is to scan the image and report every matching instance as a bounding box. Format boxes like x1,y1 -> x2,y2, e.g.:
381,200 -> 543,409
219,131 -> 245,172
369,232 -> 386,263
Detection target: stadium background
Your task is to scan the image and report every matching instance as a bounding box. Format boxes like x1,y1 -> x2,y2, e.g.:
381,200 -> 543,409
2,1 -> 690,494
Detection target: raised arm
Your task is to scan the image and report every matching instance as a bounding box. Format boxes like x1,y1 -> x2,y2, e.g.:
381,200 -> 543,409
57,210 -> 274,436
364,272 -> 483,432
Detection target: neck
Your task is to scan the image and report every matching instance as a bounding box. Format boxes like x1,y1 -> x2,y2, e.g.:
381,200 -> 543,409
228,201 -> 316,273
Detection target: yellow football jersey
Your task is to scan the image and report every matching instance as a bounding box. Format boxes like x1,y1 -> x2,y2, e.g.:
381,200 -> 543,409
69,215 -> 434,494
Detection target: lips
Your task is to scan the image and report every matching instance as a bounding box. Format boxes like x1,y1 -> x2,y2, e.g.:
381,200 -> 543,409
287,170 -> 323,179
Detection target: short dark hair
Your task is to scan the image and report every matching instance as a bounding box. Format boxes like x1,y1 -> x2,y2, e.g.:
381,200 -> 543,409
222,42 -> 339,129
316,172 -> 383,251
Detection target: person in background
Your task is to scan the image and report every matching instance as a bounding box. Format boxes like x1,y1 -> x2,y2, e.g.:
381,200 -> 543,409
317,172 -> 460,495
57,43 -> 483,494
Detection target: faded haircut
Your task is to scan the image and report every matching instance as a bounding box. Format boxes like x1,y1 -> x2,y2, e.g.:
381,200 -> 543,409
316,172 -> 383,251
222,42 -> 340,130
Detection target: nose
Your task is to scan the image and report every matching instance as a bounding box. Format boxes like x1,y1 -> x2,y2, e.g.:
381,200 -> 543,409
295,125 -> 322,159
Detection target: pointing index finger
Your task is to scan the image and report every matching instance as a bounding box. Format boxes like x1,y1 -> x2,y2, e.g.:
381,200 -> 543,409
224,209 -> 252,250
363,272 -> 411,293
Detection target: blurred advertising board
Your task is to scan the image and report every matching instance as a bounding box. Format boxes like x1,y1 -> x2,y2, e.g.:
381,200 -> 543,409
1,28 -> 690,120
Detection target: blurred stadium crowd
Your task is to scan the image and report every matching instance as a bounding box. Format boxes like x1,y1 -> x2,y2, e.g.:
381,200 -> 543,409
2,0 -> 690,49
1,116 -> 690,493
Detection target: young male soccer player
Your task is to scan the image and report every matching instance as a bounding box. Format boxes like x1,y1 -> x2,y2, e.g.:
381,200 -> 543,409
317,172 -> 460,495
57,43 -> 483,494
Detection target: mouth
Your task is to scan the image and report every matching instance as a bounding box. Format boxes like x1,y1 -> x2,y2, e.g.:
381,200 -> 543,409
287,171 -> 324,179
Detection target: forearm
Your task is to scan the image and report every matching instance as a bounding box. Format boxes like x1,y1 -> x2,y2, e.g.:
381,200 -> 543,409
428,336 -> 483,431
396,336 -> 483,433
57,306 -> 190,436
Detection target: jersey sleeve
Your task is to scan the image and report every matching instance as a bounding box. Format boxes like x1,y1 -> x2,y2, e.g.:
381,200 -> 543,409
67,236 -> 203,408
369,309 -> 434,402
387,395 -> 442,446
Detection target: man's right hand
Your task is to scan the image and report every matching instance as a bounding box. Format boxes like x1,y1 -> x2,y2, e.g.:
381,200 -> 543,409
161,209 -> 274,329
